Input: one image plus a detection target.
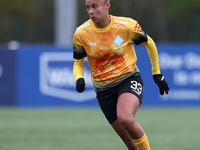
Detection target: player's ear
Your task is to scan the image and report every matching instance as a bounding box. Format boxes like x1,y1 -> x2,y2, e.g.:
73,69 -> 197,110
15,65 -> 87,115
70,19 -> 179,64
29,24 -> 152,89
106,1 -> 111,9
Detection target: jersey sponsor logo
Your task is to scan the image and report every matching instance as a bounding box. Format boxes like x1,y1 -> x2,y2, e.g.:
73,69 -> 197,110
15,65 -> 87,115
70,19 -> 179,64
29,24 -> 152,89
130,80 -> 142,95
39,52 -> 95,102
115,19 -> 129,25
113,35 -> 124,47
87,42 -> 97,46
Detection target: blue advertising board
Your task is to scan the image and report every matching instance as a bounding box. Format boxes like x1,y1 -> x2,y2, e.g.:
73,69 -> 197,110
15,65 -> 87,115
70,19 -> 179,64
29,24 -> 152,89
137,43 -> 200,106
14,43 -> 200,107
158,44 -> 200,106
0,50 -> 16,106
17,46 -> 97,107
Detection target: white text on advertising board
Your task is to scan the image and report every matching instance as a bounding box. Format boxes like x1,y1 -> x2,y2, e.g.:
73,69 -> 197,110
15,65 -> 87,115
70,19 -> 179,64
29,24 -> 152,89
39,52 -> 96,102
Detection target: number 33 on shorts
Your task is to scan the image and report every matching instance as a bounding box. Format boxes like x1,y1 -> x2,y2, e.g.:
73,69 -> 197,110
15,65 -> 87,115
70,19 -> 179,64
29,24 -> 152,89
130,80 -> 142,95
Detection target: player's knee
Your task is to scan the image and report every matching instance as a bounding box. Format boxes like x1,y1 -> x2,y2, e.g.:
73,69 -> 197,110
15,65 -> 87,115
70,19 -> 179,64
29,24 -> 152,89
118,114 -> 135,129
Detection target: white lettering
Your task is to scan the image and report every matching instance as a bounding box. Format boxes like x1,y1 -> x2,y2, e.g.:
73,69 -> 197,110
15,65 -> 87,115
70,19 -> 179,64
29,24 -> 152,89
130,81 -> 142,95
159,52 -> 200,70
190,71 -> 200,85
48,67 -> 74,87
159,52 -> 184,70
173,71 -> 188,86
87,42 -> 97,46
185,52 -> 200,69
173,71 -> 200,86
39,52 -> 96,102
47,67 -> 93,88
161,89 -> 200,101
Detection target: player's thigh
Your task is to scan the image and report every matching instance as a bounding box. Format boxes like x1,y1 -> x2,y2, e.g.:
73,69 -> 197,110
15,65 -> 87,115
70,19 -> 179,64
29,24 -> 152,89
117,93 -> 140,119
117,73 -> 143,118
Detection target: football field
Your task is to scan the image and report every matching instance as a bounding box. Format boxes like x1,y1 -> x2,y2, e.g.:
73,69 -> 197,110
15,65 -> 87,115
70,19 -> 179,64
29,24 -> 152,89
0,107 -> 199,150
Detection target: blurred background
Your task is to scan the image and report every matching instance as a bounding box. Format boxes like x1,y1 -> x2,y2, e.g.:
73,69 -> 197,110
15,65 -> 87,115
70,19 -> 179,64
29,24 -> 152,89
0,0 -> 200,106
0,0 -> 200,44
0,0 -> 200,150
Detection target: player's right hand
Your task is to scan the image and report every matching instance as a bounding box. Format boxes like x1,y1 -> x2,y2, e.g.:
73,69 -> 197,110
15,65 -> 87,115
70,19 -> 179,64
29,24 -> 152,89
76,78 -> 86,93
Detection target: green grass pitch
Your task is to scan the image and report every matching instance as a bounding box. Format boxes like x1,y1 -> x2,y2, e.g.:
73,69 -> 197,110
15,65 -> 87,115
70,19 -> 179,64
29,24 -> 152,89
0,107 -> 199,150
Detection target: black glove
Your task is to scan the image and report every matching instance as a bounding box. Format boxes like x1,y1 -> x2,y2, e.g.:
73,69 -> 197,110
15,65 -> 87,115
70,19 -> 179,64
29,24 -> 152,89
153,74 -> 169,95
76,78 -> 86,93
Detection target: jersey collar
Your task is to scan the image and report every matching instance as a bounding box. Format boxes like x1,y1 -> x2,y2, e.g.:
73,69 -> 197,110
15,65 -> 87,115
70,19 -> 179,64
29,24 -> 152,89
91,15 -> 114,33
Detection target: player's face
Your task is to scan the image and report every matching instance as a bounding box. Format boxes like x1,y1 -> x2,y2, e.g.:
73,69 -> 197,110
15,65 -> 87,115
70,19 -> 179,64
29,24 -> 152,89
85,0 -> 110,25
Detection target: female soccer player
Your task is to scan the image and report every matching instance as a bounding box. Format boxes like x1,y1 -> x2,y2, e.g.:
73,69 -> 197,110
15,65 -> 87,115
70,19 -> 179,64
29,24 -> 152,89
73,0 -> 169,149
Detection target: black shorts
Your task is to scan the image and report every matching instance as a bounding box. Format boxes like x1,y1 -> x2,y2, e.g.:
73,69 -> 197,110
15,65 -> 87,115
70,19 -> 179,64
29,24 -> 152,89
96,72 -> 143,124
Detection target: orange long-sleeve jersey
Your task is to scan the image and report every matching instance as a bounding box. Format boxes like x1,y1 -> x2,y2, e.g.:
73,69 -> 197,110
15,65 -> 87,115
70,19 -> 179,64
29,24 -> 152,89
73,15 -> 160,90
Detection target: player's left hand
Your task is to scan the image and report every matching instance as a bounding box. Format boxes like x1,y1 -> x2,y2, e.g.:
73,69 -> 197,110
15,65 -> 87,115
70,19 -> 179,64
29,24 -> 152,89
153,74 -> 169,95
76,78 -> 86,93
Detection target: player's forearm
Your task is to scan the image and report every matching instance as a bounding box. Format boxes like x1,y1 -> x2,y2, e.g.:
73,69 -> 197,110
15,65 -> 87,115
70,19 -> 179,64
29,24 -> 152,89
73,58 -> 84,80
142,35 -> 161,75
